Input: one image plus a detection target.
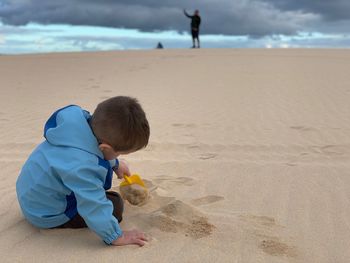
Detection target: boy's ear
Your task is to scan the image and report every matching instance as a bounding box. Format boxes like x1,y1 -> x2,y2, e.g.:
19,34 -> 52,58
98,143 -> 114,153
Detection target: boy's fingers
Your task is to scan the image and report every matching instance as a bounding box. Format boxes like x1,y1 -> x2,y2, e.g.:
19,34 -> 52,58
139,234 -> 148,241
136,231 -> 147,239
136,239 -> 146,246
124,167 -> 131,176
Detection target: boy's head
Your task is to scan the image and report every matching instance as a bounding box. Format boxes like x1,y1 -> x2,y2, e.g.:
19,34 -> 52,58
90,96 -> 150,159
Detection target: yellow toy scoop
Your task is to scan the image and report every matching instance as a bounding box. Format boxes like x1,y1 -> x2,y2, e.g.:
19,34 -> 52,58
119,174 -> 146,188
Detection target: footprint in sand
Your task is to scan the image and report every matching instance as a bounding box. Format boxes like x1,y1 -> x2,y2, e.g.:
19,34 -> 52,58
128,65 -> 148,72
153,175 -> 195,187
259,237 -> 297,257
0,112 -> 7,121
239,214 -> 278,227
187,144 -> 200,149
172,123 -> 196,128
239,214 -> 298,258
85,85 -> 100,90
319,145 -> 346,156
290,126 -> 318,132
308,145 -> 347,156
198,153 -> 217,160
284,162 -> 298,167
190,195 -> 224,206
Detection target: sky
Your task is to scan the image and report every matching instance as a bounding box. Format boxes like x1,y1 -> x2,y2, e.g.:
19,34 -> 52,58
1,0 -> 350,53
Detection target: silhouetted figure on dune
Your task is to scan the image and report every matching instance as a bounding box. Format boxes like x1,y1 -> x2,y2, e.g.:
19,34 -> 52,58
183,9 -> 201,48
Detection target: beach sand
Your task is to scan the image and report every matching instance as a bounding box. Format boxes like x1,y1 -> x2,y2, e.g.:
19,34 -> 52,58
0,49 -> 350,262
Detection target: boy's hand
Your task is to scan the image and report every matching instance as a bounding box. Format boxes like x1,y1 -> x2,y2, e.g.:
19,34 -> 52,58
113,159 -> 131,179
112,229 -> 148,246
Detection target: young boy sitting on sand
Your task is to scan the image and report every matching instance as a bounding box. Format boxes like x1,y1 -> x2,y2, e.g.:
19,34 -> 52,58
16,96 -> 150,246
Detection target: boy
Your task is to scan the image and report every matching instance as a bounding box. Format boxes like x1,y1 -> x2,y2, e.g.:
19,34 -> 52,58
16,96 -> 150,246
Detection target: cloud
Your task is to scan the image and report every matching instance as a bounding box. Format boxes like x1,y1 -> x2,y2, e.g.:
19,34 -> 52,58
267,0 -> 350,21
0,0 -> 325,37
0,34 -> 5,44
0,22 -> 62,34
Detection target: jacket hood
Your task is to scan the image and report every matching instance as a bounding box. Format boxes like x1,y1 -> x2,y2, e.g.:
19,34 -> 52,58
43,105 -> 103,159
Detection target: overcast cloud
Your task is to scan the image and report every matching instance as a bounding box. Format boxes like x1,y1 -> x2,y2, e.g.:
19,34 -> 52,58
1,0 -> 349,37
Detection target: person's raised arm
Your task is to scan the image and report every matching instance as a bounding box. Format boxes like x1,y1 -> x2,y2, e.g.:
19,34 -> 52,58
183,9 -> 192,18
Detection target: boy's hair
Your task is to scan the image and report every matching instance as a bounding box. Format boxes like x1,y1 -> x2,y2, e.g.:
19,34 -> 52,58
90,96 -> 150,152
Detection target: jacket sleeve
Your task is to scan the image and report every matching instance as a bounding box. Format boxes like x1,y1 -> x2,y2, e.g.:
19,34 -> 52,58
60,163 -> 122,244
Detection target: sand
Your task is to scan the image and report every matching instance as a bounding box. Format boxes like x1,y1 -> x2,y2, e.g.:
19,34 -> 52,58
1,49 -> 350,262
119,184 -> 149,206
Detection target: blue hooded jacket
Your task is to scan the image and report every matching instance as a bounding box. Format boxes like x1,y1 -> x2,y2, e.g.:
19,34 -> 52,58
16,105 -> 122,244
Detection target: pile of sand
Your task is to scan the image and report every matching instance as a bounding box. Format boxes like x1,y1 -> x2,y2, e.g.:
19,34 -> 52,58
149,200 -> 215,239
119,182 -> 216,240
119,184 -> 149,206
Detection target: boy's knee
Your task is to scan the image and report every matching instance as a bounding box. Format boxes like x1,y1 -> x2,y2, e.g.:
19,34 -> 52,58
106,191 -> 124,223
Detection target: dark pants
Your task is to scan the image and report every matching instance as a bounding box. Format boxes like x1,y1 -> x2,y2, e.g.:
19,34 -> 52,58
56,191 -> 124,229
191,29 -> 199,39
191,28 -> 200,48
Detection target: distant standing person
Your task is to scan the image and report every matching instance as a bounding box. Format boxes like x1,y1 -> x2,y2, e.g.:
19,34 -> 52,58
183,9 -> 201,48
